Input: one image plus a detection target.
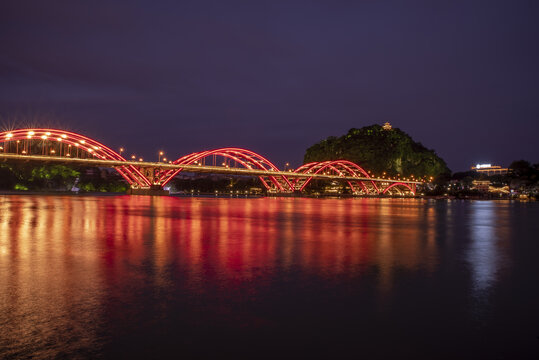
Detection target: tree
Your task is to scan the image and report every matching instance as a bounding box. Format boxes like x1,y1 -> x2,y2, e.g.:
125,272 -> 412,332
509,160 -> 532,177
304,124 -> 450,178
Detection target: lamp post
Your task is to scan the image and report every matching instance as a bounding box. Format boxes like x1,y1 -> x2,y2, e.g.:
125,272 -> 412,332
158,151 -> 164,162
41,135 -> 47,155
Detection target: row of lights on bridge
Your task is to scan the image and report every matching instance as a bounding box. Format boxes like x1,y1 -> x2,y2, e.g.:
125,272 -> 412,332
118,147 -> 171,163
3,131 -> 171,163
3,131 -> 105,157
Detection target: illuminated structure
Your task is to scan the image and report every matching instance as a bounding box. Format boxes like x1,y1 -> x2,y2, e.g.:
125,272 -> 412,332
471,180 -> 491,192
382,122 -> 392,130
1,128 -> 422,195
470,164 -> 509,176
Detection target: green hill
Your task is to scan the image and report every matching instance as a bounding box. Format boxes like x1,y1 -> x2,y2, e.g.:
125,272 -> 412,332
304,124 -> 450,178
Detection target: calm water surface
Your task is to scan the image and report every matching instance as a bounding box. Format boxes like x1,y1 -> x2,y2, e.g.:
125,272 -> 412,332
0,196 -> 538,359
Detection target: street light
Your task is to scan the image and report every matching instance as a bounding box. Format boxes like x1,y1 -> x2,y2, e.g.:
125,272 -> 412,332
158,151 -> 164,162
41,135 -> 47,155
119,147 -> 124,157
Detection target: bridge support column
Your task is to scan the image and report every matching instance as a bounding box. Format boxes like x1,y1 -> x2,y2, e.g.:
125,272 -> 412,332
127,185 -> 169,196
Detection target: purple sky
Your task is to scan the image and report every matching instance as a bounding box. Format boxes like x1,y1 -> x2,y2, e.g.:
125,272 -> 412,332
1,0 -> 538,171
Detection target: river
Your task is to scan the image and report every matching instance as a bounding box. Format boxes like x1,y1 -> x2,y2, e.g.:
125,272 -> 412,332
0,195 -> 538,359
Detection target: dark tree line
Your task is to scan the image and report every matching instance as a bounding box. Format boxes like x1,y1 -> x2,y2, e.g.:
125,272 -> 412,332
0,164 -> 129,193
167,176 -> 263,194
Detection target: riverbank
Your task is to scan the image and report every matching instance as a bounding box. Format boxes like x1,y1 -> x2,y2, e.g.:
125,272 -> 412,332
0,190 -> 126,196
1,189 -> 535,200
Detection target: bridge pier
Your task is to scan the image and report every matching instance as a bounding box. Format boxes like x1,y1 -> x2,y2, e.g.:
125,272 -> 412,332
127,185 -> 169,196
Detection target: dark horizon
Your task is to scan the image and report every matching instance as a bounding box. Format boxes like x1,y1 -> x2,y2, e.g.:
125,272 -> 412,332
1,0 -> 538,172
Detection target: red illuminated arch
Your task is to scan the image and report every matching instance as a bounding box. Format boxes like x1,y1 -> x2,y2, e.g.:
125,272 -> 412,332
382,182 -> 416,195
160,147 -> 294,191
1,128 -> 151,187
293,160 -> 380,194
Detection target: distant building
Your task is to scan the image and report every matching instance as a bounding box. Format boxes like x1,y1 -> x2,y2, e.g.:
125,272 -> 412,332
472,180 -> 491,192
382,122 -> 392,130
470,164 -> 509,176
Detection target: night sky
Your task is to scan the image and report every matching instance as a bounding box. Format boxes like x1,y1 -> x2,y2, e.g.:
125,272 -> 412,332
1,0 -> 538,171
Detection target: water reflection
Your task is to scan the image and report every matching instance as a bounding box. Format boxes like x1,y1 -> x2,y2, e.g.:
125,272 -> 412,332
467,201 -> 510,297
0,196 -> 104,358
0,196 -> 522,358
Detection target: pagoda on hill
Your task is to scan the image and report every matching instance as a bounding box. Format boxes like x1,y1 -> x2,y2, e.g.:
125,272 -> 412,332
382,122 -> 392,130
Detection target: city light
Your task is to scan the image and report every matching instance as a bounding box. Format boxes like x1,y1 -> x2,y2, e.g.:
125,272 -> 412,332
475,164 -> 492,169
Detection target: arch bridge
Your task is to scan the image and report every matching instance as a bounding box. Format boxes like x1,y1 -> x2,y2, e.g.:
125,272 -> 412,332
0,128 -> 422,195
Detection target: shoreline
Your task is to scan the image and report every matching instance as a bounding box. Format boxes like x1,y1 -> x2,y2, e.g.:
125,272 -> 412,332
0,190 -> 534,201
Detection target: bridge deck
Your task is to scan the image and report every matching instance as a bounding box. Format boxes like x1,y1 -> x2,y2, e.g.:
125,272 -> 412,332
0,153 -> 422,185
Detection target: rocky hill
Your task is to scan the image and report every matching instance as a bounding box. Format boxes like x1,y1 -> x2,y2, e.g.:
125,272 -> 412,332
304,124 -> 450,178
